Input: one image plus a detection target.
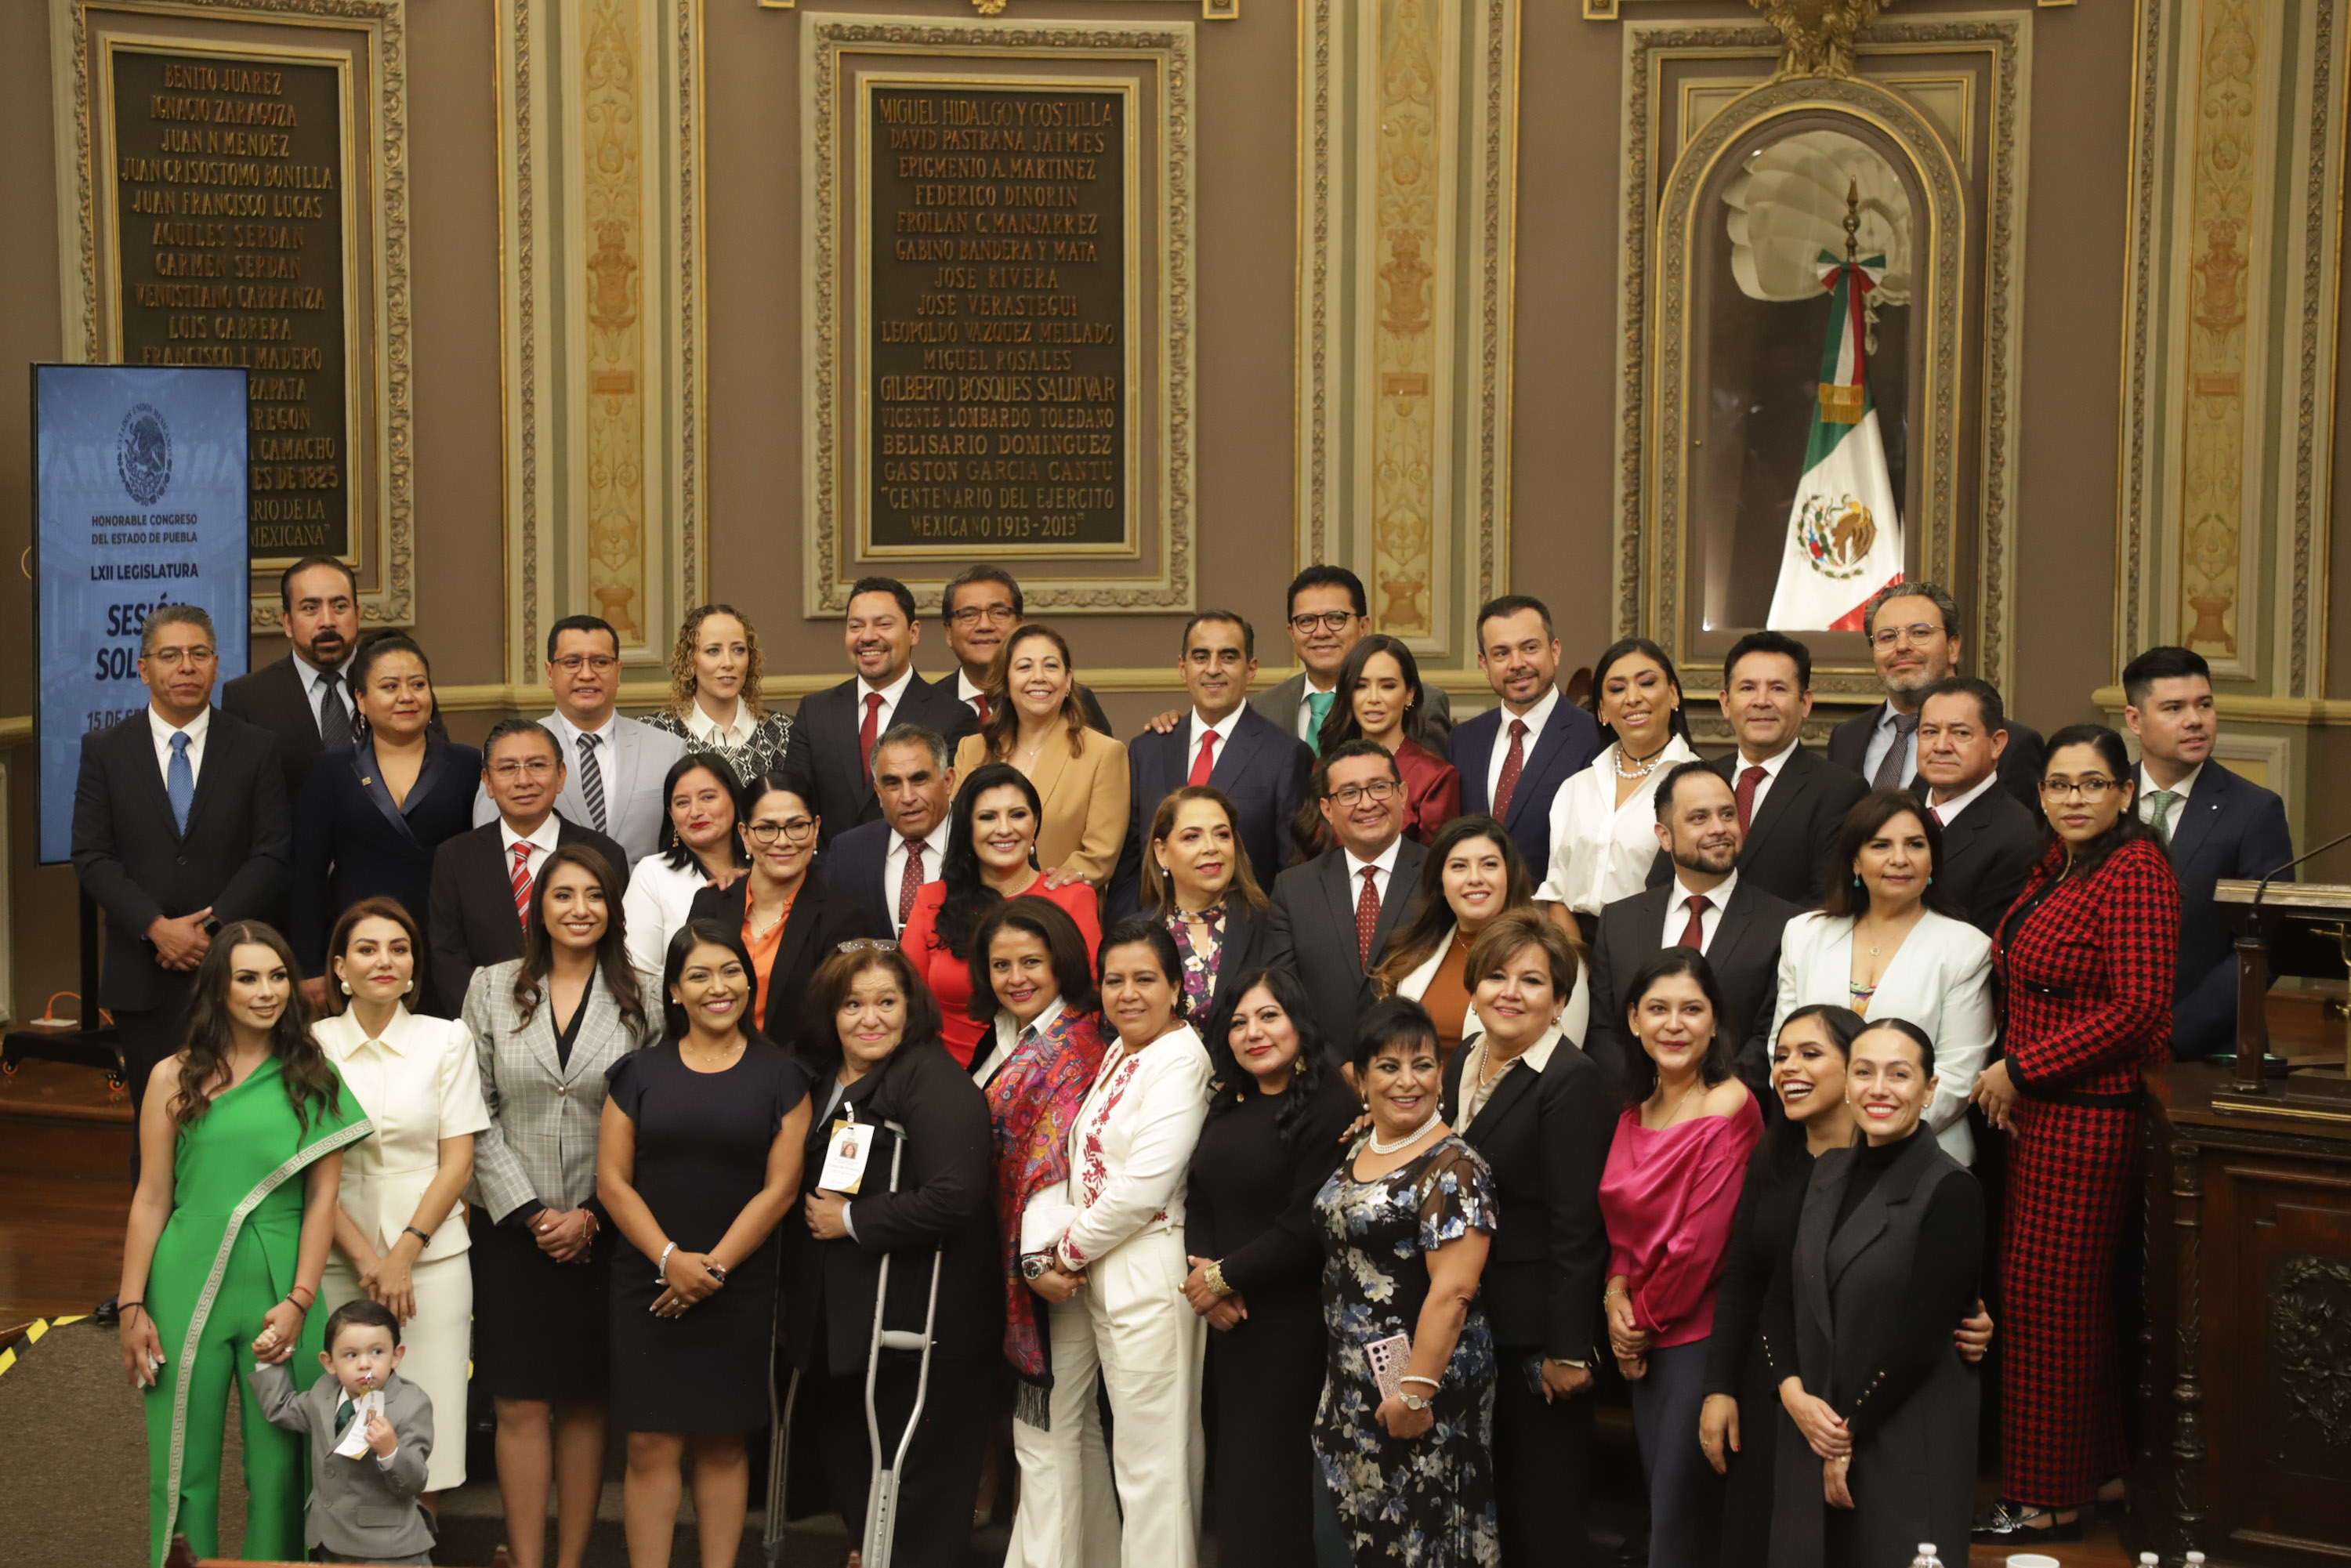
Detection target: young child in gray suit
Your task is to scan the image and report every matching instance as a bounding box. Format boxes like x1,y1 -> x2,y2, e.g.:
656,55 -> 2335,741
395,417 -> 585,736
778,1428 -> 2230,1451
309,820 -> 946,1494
252,1297 -> 438,1566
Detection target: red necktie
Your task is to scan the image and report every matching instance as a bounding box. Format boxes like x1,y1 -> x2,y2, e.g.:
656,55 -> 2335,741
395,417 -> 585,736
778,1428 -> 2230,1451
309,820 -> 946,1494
859,692 -> 885,784
1491,718 -> 1529,822
1735,764 -> 1767,835
509,842 -> 534,931
1188,729 -> 1219,787
897,839 -> 926,932
973,693 -> 991,724
1356,867 -> 1382,968
1676,893 -> 1712,951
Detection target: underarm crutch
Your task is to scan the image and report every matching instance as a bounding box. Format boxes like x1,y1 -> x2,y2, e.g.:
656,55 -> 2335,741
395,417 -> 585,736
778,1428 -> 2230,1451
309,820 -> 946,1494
862,1117 -> 945,1568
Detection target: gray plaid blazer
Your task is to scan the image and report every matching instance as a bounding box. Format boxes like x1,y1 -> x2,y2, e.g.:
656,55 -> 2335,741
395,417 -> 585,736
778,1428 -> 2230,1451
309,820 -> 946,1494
464,959 -> 654,1222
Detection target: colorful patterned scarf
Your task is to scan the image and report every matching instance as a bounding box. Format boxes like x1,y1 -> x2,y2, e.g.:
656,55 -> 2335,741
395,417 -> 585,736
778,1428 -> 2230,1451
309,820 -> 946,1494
987,1004 -> 1110,1391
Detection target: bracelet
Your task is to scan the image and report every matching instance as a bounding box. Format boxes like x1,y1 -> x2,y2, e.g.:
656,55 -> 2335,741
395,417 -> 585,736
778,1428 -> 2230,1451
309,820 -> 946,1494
1202,1261 -> 1232,1298
402,1226 -> 433,1246
281,1295 -> 310,1313
1400,1375 -> 1442,1392
118,1300 -> 146,1319
1603,1284 -> 1629,1301
656,1242 -> 678,1282
287,1283 -> 317,1308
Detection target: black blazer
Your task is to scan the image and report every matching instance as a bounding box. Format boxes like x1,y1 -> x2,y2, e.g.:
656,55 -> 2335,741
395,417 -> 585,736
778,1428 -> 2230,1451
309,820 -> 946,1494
687,877 -> 868,1052
1585,875 -> 1799,1093
1933,784 -> 2044,940
1652,747 -> 1869,909
289,736 -> 481,981
426,817 -> 629,1016
784,673 -> 976,849
222,654 -> 337,805
781,1038 -> 1002,1374
816,817 -> 905,940
1827,702 -> 2046,813
1440,1030 -> 1614,1357
71,709 -> 292,1011
1259,839 -> 1429,1062
1447,695 -> 1606,876
2147,760 -> 2295,1057
1108,706 -> 1313,919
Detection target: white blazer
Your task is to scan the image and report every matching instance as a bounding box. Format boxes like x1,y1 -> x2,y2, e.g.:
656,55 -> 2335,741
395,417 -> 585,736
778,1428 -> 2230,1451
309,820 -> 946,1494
1537,736 -> 1701,915
1394,922 -> 1593,1049
315,1005 -> 493,1261
1053,1023 -> 1214,1270
1768,907 -> 1994,1164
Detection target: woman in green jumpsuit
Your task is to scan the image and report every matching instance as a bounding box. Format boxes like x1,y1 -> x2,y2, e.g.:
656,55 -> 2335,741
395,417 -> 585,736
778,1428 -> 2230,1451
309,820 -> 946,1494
115,922 -> 372,1566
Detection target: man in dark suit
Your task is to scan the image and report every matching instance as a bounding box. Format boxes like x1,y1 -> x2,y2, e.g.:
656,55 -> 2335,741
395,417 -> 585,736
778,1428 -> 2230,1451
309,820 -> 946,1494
429,718 -> 627,1015
1594,762 -> 1797,1091
220,555 -> 360,804
2123,646 -> 2295,1058
1449,593 -> 1604,875
820,722 -> 955,938
1825,580 -> 2045,809
1914,676 -> 2044,939
72,605 -> 292,1171
1108,610 -> 1313,918
1259,740 -> 1430,1056
784,576 -> 976,849
1654,632 -> 1868,908
1251,564 -> 1454,754
939,566 -> 1111,734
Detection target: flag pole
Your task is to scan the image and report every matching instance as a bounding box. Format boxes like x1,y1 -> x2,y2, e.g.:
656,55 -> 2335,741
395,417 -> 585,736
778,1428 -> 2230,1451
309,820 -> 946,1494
1843,177 -> 1859,266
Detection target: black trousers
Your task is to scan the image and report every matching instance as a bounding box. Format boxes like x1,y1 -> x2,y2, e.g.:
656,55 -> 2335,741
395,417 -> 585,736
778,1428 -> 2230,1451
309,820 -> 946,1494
116,1004 -> 187,1187
1493,1348 -> 1595,1568
798,1353 -> 991,1568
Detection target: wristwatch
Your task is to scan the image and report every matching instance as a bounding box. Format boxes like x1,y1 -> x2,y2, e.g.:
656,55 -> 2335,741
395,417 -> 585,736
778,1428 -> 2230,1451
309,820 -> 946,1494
1020,1254 -> 1054,1280
1400,1392 -> 1432,1412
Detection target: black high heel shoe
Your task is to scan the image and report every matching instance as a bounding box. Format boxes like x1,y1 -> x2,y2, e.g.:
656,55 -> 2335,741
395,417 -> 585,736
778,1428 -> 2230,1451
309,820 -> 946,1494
1971,1501 -> 2086,1543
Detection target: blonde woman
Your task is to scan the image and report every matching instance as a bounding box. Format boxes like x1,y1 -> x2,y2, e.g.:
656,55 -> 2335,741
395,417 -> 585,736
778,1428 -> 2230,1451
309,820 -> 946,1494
952,623 -> 1130,885
644,604 -> 795,784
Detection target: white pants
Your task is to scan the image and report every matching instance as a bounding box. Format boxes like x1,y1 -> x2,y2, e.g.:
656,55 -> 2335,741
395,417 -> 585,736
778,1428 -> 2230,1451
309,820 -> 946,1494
323,1249 -> 473,1493
1005,1294 -> 1121,1568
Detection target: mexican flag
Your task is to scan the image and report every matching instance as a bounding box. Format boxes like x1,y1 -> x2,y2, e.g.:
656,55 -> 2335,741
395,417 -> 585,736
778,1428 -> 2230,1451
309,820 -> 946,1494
1766,250 -> 1904,632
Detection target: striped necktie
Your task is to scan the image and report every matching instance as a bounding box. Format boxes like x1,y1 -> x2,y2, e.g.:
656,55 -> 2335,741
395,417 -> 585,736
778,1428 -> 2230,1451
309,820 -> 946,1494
576,733 -> 608,833
510,841 -> 534,929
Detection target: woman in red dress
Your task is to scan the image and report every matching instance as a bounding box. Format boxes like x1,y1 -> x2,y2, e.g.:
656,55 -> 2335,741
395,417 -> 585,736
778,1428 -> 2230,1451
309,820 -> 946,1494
899,762 -> 1102,1070
1971,724 -> 2177,1542
1295,632 -> 1462,856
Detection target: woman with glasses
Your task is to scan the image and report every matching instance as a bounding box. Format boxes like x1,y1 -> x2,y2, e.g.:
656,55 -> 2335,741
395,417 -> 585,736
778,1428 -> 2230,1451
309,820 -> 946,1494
686,769 -> 863,1055
643,604 -> 795,784
951,624 -> 1131,886
1537,638 -> 1700,941
622,753 -> 751,1001
1969,726 -> 2177,1544
1295,634 -> 1461,854
900,762 -> 1104,1071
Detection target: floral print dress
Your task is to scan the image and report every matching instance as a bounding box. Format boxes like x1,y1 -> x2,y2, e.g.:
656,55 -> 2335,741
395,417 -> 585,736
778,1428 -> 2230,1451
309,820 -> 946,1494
1312,1132 -> 1502,1567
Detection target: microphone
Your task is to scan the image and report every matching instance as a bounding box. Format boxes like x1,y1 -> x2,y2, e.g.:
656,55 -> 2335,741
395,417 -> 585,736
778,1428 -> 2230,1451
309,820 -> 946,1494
2251,827 -> 2351,914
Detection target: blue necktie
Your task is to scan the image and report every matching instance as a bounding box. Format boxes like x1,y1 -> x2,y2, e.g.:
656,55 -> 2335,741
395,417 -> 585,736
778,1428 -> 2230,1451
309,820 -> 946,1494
167,732 -> 194,835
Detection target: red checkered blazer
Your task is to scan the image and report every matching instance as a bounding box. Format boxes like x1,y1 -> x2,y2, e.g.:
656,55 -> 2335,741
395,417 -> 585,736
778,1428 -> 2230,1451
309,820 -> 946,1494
1994,836 -> 2180,1099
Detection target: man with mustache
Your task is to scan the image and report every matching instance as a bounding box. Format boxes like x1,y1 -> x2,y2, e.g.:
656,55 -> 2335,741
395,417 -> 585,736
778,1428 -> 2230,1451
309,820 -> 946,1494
1827,580 -> 2045,809
224,555 -> 364,804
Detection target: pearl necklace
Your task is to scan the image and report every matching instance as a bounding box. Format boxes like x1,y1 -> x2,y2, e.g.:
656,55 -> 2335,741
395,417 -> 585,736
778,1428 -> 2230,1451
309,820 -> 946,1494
1367,1111 -> 1439,1156
1614,741 -> 1672,780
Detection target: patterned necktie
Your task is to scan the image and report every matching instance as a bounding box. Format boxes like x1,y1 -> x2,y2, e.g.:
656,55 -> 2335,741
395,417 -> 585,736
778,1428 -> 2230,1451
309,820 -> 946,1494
318,670 -> 352,748
167,731 -> 194,835
2147,789 -> 2179,849
1306,690 -> 1336,751
575,733 -> 607,832
1491,719 -> 1529,823
897,838 -> 926,931
1735,764 -> 1767,836
1871,712 -> 1919,790
1356,866 -> 1382,969
1188,729 -> 1219,787
860,692 -> 886,784
510,841 -> 535,930
1677,893 -> 1712,951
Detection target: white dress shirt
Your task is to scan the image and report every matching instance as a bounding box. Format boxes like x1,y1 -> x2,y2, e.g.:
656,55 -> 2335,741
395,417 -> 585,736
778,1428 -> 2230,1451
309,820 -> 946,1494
1537,735 -> 1701,915
624,853 -> 725,999
1184,710 -> 1237,777
149,703 -> 211,788
292,649 -> 356,736
1342,835 -> 1406,911
955,668 -> 992,722
498,813 -> 563,892
547,708 -> 619,773
681,698 -> 757,751
1485,687 -> 1562,806
1860,701 -> 1918,786
1729,736 -> 1802,820
1926,770 -> 2001,825
884,820 -> 952,932
976,998 -> 1065,1089
1660,867 -> 1740,952
2137,761 -> 2202,841
859,666 -> 918,741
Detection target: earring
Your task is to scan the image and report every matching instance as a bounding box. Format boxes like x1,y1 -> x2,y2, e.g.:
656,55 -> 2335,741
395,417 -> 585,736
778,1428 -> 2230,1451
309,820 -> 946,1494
401,979 -> 413,994
1853,872 -> 1864,888
339,980 -> 353,995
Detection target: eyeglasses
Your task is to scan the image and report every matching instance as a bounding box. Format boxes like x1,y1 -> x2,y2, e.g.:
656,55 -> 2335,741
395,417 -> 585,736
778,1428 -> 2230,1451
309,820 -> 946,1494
488,759 -> 558,780
2040,776 -> 2120,801
837,939 -> 900,954
744,818 -> 818,844
949,604 -> 1019,627
145,646 -> 217,667
1289,610 -> 1358,635
551,654 -> 620,674
1326,779 -> 1400,806
1870,622 -> 1943,648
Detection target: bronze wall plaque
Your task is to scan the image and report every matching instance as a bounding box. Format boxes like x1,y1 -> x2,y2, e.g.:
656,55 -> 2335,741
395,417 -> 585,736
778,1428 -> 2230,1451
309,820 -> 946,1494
107,46 -> 353,560
864,83 -> 1128,556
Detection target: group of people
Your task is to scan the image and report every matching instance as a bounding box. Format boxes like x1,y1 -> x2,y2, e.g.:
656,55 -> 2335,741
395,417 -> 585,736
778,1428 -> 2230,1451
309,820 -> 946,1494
81,553 -> 2292,1568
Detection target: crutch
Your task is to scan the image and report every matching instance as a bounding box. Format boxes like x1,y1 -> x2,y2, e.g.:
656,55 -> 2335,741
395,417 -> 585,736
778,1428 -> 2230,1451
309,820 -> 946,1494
862,1117 -> 946,1568
760,1359 -> 799,1566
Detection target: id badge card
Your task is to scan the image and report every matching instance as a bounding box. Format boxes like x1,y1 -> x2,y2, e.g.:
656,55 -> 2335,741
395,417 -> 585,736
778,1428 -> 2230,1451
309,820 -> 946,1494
333,1389 -> 386,1458
818,1110 -> 873,1194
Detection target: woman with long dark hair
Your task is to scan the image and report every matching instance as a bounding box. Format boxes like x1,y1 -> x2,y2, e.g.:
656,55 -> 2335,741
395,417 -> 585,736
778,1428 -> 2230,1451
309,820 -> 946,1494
952,622 -> 1131,885
1536,638 -> 1699,937
116,922 -> 370,1566
1377,815 -> 1588,1056
463,843 -> 654,1568
1970,725 -> 2177,1542
900,761 -> 1103,1070
1298,633 -> 1461,852
643,603 -> 796,783
622,751 -> 750,1000
1143,784 -> 1270,1028
1178,967 -> 1359,1568
600,918 -> 812,1567
685,769 -> 863,1052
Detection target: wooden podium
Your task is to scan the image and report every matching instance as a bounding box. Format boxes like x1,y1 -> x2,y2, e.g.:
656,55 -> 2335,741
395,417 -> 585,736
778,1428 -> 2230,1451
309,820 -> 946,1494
2135,880 -> 2351,1567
